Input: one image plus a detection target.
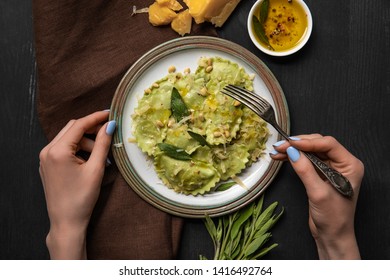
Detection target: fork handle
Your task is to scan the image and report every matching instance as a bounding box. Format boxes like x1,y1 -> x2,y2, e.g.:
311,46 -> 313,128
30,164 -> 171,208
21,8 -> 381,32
301,152 -> 354,198
274,126 -> 354,198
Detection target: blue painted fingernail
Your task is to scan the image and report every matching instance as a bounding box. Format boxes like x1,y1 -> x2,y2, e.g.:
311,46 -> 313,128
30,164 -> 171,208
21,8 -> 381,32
273,140 -> 286,147
289,136 -> 301,141
269,150 -> 279,156
106,120 -> 116,135
287,146 -> 300,162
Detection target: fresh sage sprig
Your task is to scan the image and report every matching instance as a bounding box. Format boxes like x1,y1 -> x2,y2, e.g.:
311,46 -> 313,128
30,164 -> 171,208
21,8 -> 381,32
202,195 -> 283,260
157,143 -> 192,161
171,87 -> 189,122
253,0 -> 274,51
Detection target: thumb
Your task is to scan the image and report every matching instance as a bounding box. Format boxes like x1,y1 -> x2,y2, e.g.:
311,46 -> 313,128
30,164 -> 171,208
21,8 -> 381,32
286,146 -> 325,196
88,120 -> 116,169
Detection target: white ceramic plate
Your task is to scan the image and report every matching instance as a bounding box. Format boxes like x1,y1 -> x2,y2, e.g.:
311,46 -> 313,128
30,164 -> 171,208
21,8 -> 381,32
110,36 -> 289,218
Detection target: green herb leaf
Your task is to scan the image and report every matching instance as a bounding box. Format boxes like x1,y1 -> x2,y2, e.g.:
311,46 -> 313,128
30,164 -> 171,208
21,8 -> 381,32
230,229 -> 242,255
230,203 -> 254,240
244,232 -> 271,257
204,215 -> 217,239
215,181 -> 236,192
252,15 -> 275,51
201,195 -> 283,260
187,130 -> 209,146
251,243 -> 278,259
171,87 -> 189,122
253,195 -> 264,218
231,243 -> 242,259
255,206 -> 284,237
204,215 -> 218,255
260,0 -> 270,24
157,143 -> 192,161
254,201 -> 278,230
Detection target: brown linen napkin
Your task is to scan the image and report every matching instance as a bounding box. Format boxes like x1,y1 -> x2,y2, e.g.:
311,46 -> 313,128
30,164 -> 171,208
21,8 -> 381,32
33,0 -> 217,259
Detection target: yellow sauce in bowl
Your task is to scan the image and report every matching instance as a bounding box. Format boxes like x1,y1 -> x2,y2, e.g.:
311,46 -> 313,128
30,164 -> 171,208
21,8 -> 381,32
253,0 -> 309,52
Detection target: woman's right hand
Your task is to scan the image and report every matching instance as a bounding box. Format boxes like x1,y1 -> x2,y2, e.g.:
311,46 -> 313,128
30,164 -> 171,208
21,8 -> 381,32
271,134 -> 364,259
39,111 -> 115,259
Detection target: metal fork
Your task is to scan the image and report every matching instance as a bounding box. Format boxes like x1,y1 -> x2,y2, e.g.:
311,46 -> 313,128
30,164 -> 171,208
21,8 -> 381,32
222,84 -> 353,198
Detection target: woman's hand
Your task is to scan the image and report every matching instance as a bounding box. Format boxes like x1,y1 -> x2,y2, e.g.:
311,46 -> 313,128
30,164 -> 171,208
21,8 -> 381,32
271,134 -> 364,259
39,111 -> 116,259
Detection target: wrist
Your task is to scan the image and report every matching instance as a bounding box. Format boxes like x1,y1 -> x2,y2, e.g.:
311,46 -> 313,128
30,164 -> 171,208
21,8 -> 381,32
314,231 -> 360,260
46,224 -> 88,260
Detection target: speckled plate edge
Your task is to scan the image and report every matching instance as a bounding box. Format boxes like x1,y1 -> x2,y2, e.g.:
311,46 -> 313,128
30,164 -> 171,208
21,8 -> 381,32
110,36 -> 289,218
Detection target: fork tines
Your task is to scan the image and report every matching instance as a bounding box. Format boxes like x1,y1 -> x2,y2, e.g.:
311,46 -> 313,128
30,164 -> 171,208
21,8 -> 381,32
221,84 -> 269,115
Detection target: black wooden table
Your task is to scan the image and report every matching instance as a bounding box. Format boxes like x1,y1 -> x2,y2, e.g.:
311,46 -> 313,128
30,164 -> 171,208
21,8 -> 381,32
1,0 -> 389,260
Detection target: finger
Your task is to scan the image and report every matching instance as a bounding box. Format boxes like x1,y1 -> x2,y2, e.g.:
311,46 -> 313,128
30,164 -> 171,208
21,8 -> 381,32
269,149 -> 288,161
39,120 -> 77,176
78,137 -> 95,153
40,120 -> 76,156
286,146 -> 327,196
289,136 -> 353,164
87,120 -> 116,170
84,124 -> 104,136
272,139 -> 290,152
292,133 -> 323,140
272,134 -> 323,152
59,111 -> 109,147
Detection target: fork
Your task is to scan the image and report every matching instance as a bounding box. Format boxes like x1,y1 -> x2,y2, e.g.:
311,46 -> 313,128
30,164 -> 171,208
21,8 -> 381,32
222,84 -> 353,198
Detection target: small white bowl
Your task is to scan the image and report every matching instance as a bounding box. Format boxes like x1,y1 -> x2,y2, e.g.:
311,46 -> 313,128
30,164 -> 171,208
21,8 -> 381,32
247,0 -> 313,56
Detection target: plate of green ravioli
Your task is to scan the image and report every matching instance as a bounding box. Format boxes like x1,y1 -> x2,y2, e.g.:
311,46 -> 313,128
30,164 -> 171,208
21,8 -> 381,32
110,36 -> 289,218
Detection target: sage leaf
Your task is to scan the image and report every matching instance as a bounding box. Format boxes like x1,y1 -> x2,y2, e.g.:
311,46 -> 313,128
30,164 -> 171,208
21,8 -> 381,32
231,243 -> 241,259
251,243 -> 278,259
255,201 -> 278,230
260,0 -> 270,24
171,87 -> 189,122
204,215 -> 217,238
187,130 -> 209,146
231,230 -> 242,254
253,195 -> 264,218
204,214 -> 218,252
252,15 -> 274,51
157,143 -> 191,161
256,207 -> 284,237
230,203 -> 254,240
215,181 -> 236,192
244,232 -> 271,257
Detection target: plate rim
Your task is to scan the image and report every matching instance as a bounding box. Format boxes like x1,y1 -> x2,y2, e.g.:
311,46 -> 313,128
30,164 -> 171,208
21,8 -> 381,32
110,36 -> 290,218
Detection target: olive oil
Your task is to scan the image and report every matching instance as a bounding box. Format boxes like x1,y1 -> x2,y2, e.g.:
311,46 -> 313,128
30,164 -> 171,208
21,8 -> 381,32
253,0 -> 308,52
